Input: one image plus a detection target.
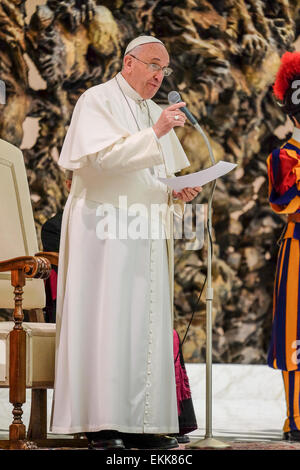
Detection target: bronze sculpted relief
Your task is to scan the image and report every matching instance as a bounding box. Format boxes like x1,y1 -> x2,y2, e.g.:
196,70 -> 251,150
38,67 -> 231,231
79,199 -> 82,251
1,0 -> 300,362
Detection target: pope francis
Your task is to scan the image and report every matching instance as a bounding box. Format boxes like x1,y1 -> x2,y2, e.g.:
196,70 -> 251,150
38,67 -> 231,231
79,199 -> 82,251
50,35 -> 201,450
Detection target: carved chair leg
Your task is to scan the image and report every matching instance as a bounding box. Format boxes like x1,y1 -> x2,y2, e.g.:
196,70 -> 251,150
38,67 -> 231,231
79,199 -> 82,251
9,269 -> 26,443
27,389 -> 47,439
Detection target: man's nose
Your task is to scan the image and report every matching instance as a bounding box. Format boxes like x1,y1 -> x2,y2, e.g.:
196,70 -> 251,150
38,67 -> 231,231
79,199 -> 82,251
153,69 -> 164,80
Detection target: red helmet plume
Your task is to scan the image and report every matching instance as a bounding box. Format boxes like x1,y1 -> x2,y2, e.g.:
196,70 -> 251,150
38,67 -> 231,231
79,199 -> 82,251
273,51 -> 300,102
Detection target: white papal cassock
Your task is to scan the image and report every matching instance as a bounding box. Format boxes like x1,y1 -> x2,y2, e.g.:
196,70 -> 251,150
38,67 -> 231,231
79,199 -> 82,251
50,72 -> 190,434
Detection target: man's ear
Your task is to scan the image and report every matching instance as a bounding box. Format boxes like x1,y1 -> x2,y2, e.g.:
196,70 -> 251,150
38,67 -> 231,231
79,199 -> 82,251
123,54 -> 133,73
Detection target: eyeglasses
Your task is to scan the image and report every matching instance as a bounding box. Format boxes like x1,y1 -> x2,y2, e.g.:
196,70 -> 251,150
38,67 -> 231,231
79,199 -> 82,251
129,54 -> 173,77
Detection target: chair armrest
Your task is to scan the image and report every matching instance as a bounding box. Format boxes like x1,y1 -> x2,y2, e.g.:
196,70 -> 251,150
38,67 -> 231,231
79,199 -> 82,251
35,252 -> 59,267
0,255 -> 52,279
0,256 -> 36,272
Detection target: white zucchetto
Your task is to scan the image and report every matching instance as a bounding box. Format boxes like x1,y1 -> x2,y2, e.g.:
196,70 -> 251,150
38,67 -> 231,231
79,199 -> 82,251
124,35 -> 165,56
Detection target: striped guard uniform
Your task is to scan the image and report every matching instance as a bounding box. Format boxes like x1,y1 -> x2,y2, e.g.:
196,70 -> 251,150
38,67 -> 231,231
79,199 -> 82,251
267,128 -> 300,432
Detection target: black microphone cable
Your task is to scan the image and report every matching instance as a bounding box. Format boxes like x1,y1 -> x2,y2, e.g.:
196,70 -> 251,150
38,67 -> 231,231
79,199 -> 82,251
174,199 -> 214,365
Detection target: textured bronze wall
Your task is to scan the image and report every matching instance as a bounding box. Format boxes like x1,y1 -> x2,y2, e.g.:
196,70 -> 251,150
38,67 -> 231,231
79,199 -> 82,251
1,0 -> 300,362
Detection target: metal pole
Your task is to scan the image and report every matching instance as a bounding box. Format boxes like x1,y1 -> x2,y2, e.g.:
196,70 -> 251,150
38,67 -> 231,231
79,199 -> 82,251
187,124 -> 230,449
205,190 -> 214,439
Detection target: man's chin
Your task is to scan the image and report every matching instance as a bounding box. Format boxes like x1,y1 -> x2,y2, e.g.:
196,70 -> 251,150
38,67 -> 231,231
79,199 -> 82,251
143,84 -> 160,99
143,90 -> 159,99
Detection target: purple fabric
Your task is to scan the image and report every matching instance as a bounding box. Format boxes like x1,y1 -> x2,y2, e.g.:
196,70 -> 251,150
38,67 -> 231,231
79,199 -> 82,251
173,330 -> 192,415
49,268 -> 58,300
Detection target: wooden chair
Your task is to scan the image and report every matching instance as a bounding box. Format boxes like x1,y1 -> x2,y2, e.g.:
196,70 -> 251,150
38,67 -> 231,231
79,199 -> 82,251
0,139 -> 85,449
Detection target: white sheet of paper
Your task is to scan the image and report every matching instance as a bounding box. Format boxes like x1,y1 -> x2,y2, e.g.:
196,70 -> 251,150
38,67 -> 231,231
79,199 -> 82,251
158,161 -> 237,191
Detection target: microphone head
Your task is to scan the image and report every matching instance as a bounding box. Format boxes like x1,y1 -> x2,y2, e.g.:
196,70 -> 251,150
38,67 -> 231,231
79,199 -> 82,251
168,90 -> 182,105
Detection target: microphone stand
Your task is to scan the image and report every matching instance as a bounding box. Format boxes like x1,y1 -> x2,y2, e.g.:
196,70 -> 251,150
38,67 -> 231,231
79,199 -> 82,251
187,122 -> 230,449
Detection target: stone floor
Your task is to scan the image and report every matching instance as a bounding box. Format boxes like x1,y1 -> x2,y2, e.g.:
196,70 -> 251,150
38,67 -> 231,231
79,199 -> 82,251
0,364 -> 294,450
186,363 -> 286,442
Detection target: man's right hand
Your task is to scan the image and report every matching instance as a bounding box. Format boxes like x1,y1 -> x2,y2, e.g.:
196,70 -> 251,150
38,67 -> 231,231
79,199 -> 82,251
152,102 -> 187,139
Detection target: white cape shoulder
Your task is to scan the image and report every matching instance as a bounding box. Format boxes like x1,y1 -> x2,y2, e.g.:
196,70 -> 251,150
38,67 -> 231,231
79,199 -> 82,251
58,78 -> 190,174
58,80 -> 130,170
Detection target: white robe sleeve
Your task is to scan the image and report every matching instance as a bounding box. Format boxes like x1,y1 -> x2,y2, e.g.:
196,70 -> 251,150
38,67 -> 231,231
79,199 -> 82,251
94,127 -> 163,173
173,199 -> 185,219
167,171 -> 185,218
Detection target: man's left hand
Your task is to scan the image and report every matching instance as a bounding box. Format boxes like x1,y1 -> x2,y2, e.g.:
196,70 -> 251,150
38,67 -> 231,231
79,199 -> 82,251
172,186 -> 202,202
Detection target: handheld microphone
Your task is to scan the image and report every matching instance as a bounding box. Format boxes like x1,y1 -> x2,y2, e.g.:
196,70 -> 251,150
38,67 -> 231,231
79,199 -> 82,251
168,90 -> 198,126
